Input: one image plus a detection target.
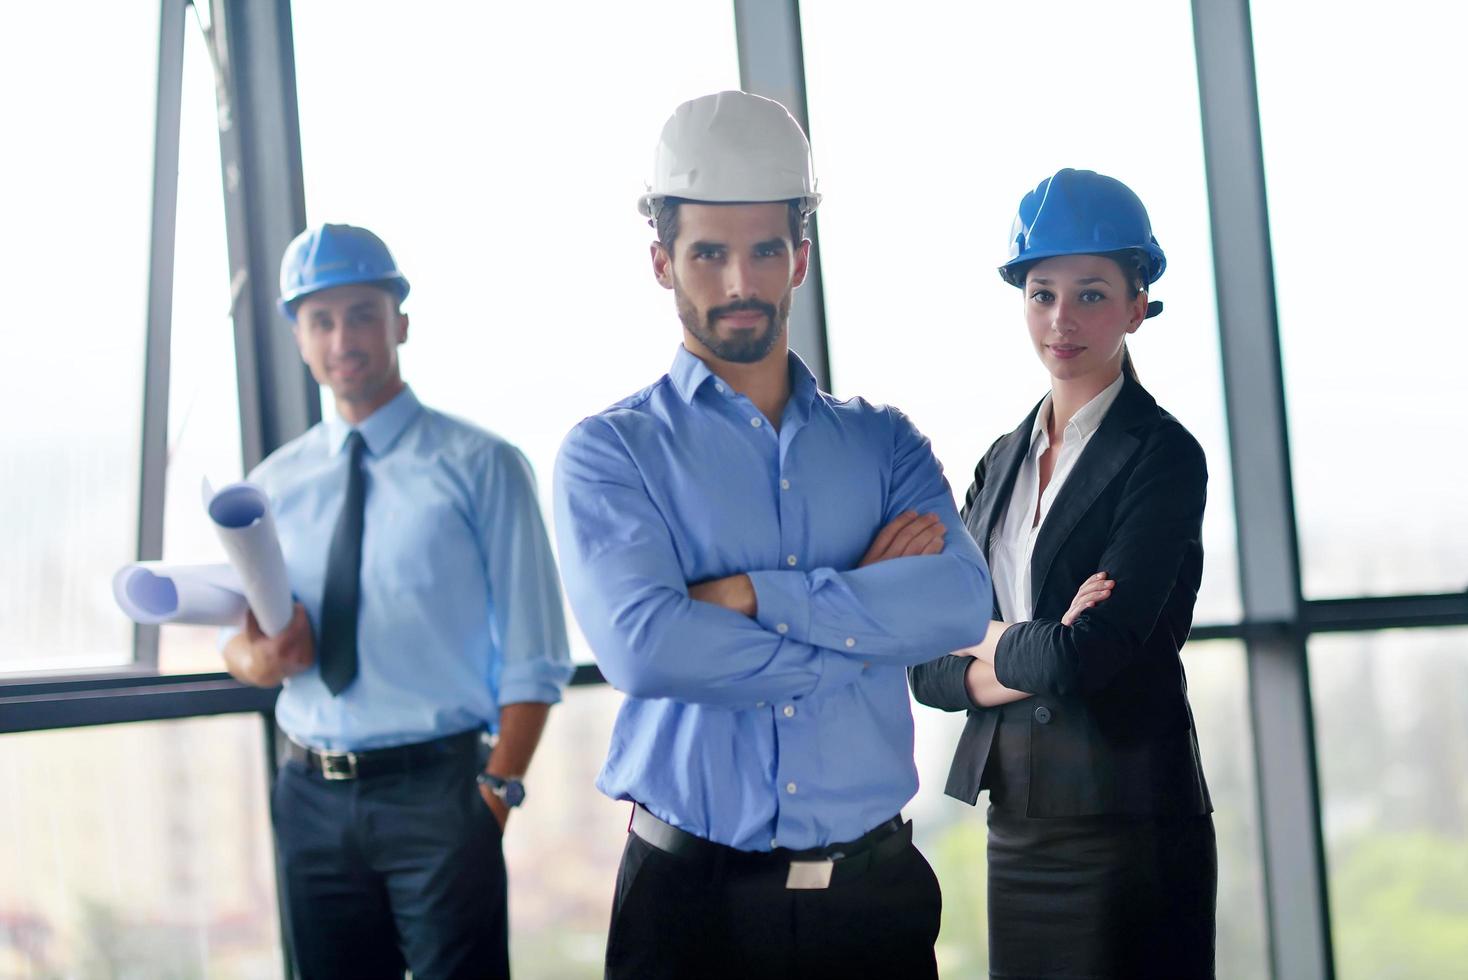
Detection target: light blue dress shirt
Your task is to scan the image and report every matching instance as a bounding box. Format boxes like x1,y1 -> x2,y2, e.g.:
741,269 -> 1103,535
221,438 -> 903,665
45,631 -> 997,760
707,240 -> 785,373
239,386 -> 572,751
555,347 -> 992,851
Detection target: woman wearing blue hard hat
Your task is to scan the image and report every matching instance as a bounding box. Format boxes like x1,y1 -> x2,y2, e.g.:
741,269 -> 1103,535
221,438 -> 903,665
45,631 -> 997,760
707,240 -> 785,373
911,169 -> 1216,977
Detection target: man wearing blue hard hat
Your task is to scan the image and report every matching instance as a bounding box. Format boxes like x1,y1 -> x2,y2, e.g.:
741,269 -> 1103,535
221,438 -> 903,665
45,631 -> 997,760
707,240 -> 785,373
221,223 -> 572,979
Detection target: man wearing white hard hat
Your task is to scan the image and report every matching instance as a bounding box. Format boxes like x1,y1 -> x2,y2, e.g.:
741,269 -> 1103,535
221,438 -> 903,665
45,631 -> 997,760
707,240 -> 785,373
220,224 -> 572,979
554,91 -> 993,978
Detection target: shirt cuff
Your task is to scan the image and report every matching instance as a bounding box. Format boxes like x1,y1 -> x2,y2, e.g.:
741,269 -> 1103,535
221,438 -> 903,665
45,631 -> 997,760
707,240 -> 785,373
747,570 -> 812,643
499,660 -> 573,706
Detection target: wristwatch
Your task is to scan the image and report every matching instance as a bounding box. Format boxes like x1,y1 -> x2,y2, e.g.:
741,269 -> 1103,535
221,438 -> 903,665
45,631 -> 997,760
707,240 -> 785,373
476,772 -> 526,808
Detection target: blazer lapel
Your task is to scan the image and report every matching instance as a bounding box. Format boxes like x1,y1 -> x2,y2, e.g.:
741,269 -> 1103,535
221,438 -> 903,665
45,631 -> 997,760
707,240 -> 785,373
967,400 -> 1043,564
1028,378 -> 1158,608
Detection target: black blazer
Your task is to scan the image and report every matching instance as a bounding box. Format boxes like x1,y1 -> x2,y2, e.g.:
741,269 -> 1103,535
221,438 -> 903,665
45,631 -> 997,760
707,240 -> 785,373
910,375 -> 1212,817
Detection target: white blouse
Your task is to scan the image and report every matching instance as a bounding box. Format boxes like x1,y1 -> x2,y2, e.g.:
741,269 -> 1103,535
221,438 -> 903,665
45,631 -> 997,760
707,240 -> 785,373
989,374 -> 1125,623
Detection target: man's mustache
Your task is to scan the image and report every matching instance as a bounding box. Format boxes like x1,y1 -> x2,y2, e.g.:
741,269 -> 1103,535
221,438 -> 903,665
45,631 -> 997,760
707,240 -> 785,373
707,299 -> 777,325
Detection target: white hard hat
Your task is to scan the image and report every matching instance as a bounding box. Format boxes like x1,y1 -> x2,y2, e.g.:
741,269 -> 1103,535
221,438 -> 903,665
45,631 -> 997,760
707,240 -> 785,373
638,91 -> 821,218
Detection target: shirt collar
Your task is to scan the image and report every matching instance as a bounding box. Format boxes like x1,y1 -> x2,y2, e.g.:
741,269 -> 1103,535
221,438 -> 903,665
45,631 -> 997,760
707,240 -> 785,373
668,345 -> 821,419
1029,372 -> 1127,450
784,350 -> 819,424
669,345 -> 716,403
323,385 -> 422,457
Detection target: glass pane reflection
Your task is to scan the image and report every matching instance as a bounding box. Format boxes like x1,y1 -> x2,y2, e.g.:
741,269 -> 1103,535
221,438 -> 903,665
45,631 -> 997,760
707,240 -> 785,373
0,715 -> 281,977
1311,629 -> 1468,980
0,3 -> 161,672
159,17 -> 246,676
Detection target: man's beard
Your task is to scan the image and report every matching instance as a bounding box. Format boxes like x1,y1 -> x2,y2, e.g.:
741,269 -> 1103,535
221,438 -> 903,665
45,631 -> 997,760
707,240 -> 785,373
675,281 -> 790,364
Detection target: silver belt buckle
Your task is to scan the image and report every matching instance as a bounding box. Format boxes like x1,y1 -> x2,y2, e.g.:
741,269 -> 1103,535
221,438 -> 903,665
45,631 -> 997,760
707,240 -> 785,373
320,750 -> 359,780
785,858 -> 834,890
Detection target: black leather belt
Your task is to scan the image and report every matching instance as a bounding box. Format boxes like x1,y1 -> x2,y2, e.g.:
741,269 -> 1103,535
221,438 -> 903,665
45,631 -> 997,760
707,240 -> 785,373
630,804 -> 911,890
286,730 -> 483,781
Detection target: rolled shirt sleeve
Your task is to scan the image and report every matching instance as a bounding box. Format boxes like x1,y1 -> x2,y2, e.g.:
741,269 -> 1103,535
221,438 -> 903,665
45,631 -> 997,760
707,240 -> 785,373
481,442 -> 574,705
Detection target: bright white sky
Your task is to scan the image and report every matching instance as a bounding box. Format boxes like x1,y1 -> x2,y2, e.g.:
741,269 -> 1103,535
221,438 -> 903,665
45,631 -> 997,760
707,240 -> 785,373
3,0 -> 1464,669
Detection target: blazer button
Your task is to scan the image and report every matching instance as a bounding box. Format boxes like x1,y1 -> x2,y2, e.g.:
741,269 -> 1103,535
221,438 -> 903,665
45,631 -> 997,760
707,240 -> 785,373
1033,705 -> 1052,724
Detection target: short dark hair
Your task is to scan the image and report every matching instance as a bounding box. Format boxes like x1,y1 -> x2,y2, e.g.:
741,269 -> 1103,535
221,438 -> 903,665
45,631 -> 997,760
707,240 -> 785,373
653,198 -> 808,251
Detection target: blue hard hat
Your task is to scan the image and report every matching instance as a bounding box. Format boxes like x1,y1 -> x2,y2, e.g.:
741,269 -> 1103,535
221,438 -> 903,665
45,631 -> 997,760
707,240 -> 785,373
277,223 -> 410,321
998,169 -> 1166,290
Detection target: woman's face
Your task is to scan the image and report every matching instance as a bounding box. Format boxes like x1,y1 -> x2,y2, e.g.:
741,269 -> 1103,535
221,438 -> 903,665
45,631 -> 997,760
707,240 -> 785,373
1023,254 -> 1147,384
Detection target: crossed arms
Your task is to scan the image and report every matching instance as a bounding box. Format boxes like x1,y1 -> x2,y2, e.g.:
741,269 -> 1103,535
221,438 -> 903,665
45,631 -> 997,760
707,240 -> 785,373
553,414 -> 993,709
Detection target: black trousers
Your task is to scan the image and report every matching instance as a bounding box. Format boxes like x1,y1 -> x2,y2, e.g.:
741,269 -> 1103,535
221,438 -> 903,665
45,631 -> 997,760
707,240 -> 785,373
986,806 -> 1217,979
272,742 -> 508,980
604,823 -> 942,980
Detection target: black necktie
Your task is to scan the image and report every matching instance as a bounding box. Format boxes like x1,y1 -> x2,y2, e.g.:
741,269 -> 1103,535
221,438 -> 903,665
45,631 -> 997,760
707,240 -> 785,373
319,430 -> 365,695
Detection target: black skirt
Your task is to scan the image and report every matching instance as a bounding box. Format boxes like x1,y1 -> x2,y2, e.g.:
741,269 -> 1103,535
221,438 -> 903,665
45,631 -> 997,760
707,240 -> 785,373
986,805 -> 1217,979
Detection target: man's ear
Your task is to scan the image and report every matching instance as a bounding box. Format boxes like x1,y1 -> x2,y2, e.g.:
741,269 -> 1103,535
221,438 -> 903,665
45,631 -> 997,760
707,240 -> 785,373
651,241 -> 675,290
397,312 -> 410,345
791,238 -> 811,290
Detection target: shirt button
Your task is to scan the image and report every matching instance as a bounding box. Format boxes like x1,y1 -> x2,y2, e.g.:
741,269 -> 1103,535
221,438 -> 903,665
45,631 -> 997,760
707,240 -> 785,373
1034,705 -> 1053,724
750,417 -> 763,428
780,479 -> 791,490
776,623 -> 789,634
786,554 -> 798,566
786,782 -> 798,794
783,705 -> 796,718
715,383 -> 725,393
771,838 -> 779,849
844,637 -> 856,648
756,701 -> 766,708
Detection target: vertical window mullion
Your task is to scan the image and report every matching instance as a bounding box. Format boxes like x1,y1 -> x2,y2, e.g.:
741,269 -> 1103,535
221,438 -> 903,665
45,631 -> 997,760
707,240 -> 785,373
135,0 -> 190,671
1191,1 -> 1333,976
732,0 -> 832,392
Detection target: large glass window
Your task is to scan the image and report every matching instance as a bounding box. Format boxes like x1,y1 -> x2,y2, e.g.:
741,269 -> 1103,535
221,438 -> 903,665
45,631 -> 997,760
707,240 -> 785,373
1311,629 -> 1468,980
159,14 -> 246,675
0,4 -> 162,671
800,0 -> 1240,625
1253,2 -> 1468,599
908,641 -> 1267,976
0,716 -> 282,976
503,684 -> 626,977
291,0 -> 741,664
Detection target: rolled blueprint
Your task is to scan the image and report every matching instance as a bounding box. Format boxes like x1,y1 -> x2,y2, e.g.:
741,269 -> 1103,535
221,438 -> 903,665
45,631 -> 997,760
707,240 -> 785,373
111,562 -> 248,626
206,481 -> 294,636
